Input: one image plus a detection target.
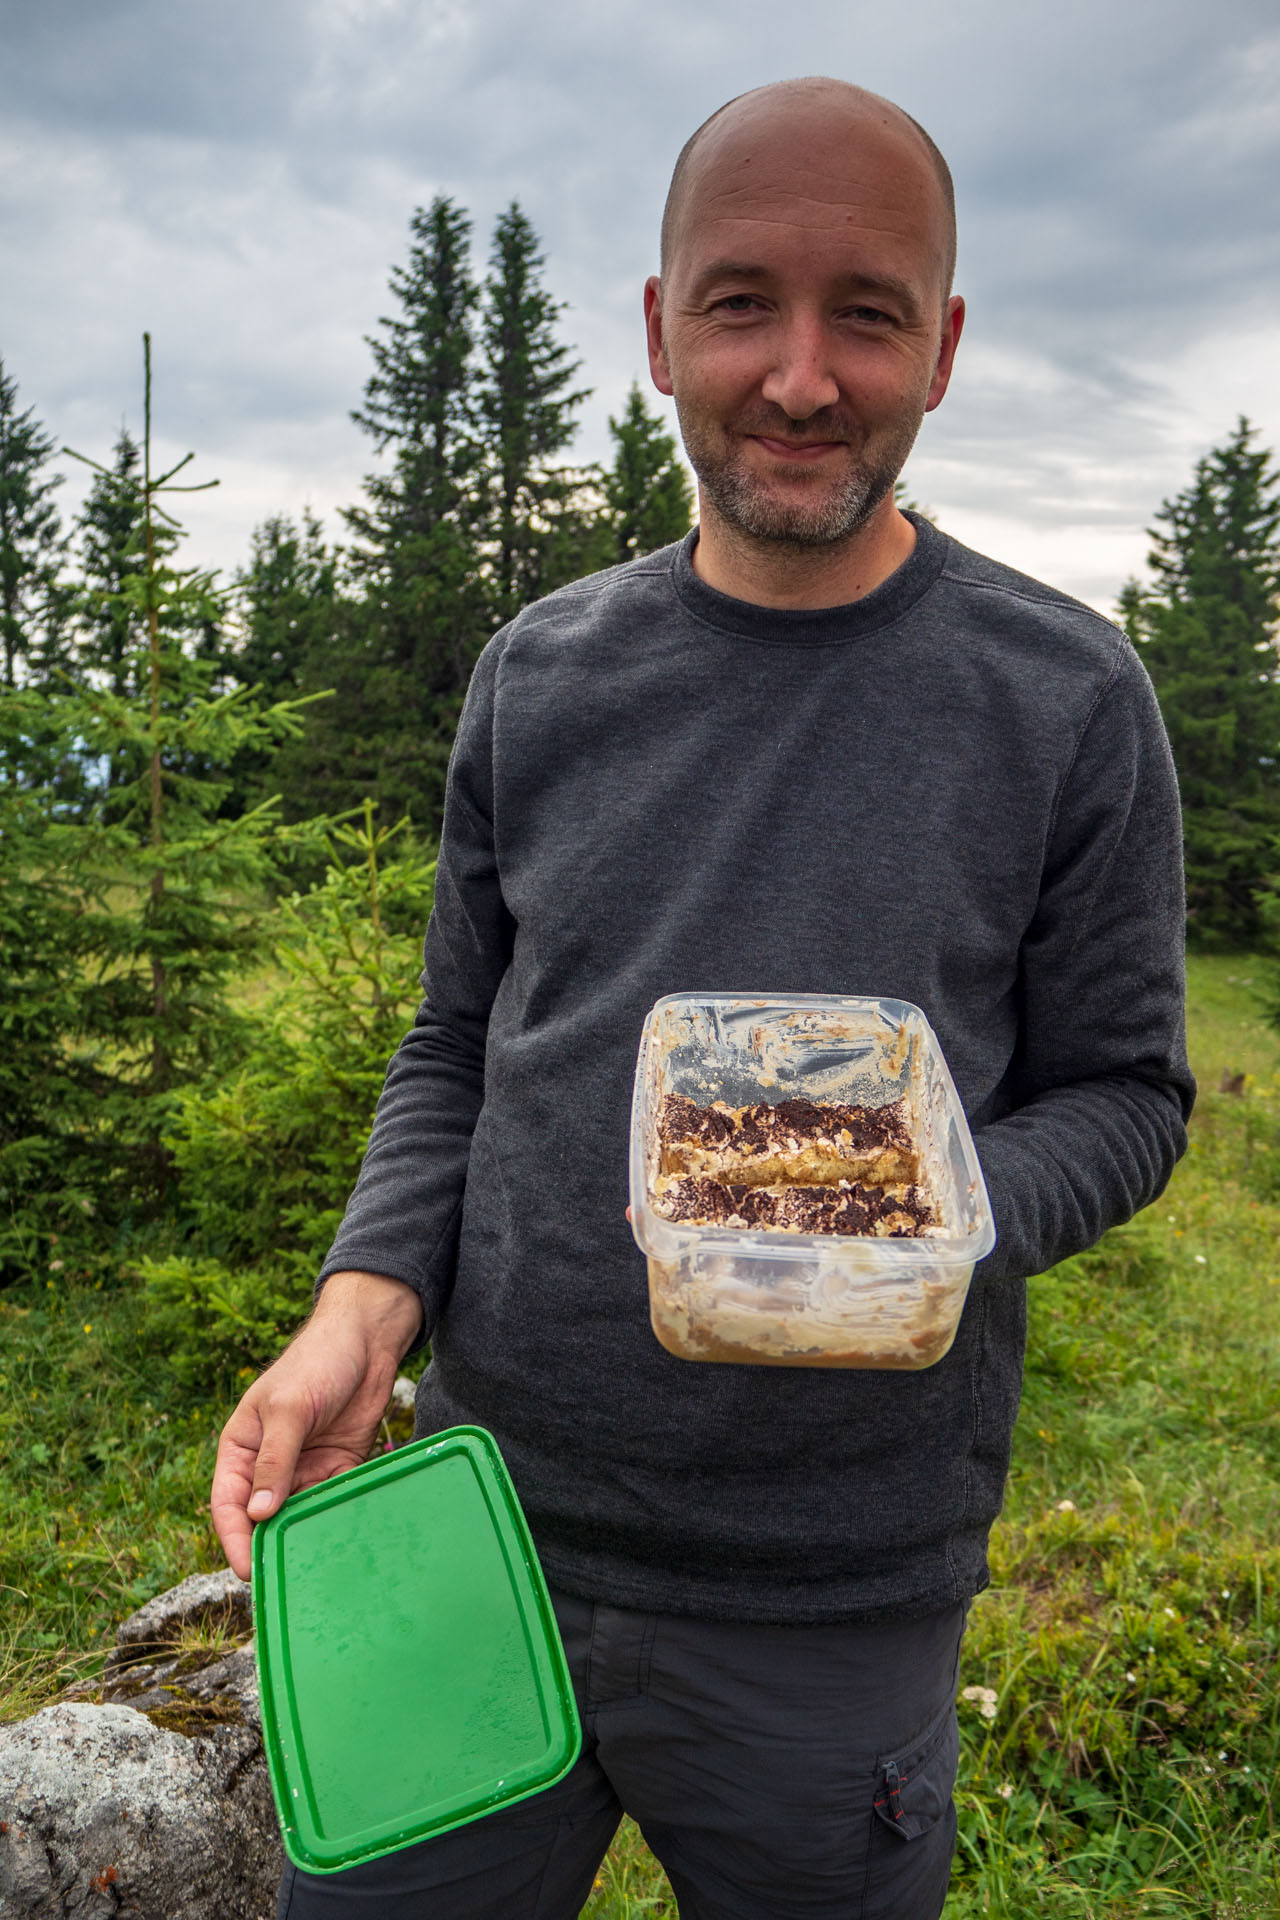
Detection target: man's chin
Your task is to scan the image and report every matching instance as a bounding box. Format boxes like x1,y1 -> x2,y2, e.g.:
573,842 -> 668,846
709,480 -> 893,551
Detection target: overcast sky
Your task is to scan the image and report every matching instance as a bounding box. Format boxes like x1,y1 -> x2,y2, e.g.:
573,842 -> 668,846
2,0 -> 1278,614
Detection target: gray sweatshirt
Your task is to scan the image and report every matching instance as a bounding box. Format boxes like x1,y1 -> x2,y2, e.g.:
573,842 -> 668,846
320,518 -> 1194,1624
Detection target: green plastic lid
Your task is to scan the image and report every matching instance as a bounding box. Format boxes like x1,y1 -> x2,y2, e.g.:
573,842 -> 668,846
252,1425 -> 581,1874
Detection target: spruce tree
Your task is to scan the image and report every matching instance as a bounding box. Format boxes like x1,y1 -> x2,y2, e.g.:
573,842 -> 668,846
341,196 -> 489,829
477,201 -> 594,621
0,355 -> 66,687
221,510 -> 339,820
71,429 -> 147,695
1120,418 -> 1280,942
46,336 -> 318,1220
232,511 -> 334,701
604,381 -> 694,561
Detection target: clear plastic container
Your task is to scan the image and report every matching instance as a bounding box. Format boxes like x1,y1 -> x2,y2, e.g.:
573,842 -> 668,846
629,993 -> 994,1370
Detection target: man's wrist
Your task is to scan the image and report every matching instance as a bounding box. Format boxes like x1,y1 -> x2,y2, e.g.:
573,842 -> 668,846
312,1269 -> 425,1358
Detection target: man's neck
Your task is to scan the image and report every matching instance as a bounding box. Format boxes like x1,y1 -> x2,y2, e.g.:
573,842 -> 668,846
690,499 -> 918,610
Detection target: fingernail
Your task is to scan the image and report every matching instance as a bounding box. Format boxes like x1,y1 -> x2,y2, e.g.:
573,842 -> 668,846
248,1491 -> 274,1518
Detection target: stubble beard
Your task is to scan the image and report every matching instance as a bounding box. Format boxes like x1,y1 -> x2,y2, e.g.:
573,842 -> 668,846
673,398 -> 924,552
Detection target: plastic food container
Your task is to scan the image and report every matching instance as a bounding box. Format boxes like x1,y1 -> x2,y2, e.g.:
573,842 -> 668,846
629,993 -> 994,1369
252,1426 -> 581,1874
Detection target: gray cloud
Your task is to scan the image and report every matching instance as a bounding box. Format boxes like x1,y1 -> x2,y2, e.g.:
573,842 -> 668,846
1,0 -> 1277,612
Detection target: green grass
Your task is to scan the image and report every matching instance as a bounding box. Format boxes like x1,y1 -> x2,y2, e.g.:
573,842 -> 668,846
3,953 -> 1278,1916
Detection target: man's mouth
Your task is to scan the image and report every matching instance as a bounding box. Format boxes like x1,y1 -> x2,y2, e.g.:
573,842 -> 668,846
750,435 -> 846,462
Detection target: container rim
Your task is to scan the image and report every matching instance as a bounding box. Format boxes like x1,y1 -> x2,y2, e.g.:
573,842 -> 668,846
627,990 -> 995,1267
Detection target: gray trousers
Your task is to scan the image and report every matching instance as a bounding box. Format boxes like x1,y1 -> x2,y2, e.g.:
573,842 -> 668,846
277,1587 -> 967,1920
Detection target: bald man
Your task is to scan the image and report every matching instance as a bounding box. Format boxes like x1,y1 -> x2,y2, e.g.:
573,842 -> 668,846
217,79 -> 1192,1920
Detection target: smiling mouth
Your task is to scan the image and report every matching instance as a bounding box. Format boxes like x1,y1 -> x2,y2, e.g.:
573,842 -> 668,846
750,435 -> 846,462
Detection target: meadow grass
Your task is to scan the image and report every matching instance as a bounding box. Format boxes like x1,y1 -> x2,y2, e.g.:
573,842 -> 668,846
2,952 -> 1277,1916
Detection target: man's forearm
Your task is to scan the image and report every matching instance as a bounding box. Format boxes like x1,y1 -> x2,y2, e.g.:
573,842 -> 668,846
973,1071 -> 1189,1283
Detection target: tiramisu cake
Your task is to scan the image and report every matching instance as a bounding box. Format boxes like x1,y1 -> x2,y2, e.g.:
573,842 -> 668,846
652,1092 -> 938,1238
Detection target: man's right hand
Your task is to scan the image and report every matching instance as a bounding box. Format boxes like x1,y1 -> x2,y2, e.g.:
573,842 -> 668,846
210,1270 -> 424,1581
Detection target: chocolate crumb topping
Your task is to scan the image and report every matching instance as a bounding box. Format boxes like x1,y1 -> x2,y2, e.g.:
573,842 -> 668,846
652,1090 -> 936,1237
660,1091 -> 911,1157
656,1175 -> 936,1237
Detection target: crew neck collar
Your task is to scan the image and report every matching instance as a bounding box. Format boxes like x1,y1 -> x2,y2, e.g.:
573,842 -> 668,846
669,512 -> 948,645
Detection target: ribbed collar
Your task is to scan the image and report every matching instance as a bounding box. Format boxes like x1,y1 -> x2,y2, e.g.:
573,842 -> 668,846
669,512 -> 949,646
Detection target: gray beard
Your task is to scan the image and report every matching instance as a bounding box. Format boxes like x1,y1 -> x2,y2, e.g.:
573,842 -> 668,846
673,402 -> 921,551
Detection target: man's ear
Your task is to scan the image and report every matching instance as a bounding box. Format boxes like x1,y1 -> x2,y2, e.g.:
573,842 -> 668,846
924,295 -> 965,414
644,277 -> 674,398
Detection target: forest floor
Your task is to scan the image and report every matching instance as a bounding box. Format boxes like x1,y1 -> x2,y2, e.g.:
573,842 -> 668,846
3,953 -> 1278,1916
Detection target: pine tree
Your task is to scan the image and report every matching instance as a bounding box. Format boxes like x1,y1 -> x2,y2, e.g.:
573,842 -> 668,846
477,202 -> 594,621
232,511 -> 335,701
0,355 -> 66,687
348,197 -> 479,535
604,382 -> 694,562
1120,418 -> 1280,942
71,429 -> 147,695
139,805 -> 437,1378
23,335 -> 322,1226
219,510 -> 340,821
341,196 -> 490,830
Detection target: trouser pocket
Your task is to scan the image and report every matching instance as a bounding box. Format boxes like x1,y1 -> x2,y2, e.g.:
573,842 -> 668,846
872,1693 -> 959,1843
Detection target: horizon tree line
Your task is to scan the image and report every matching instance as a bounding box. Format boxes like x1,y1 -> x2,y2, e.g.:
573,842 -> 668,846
0,201 -> 1278,1289
2,198 -> 1280,935
0,194 -> 695,835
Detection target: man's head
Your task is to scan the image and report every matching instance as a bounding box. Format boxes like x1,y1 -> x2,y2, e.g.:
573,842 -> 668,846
660,82 -> 957,299
645,79 -> 963,565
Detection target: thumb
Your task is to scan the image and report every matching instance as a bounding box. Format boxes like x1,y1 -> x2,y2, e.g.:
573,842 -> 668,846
246,1403 -> 310,1521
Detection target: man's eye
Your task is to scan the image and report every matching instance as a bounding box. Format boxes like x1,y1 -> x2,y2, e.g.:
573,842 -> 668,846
717,295 -> 759,313
848,306 -> 892,325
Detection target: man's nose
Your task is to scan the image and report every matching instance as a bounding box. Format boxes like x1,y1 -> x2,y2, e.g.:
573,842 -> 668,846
759,317 -> 841,421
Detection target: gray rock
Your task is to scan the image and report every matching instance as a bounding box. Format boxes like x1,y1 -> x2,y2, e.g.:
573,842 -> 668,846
0,1702 -> 281,1919
67,1641 -> 262,1735
0,1573 -> 282,1918
108,1569 -> 252,1675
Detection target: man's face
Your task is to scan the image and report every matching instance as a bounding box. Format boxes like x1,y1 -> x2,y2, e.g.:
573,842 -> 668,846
646,99 -> 963,553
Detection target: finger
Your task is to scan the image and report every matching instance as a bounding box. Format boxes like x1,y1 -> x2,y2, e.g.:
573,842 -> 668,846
211,1429 -> 260,1582
246,1398 -> 313,1523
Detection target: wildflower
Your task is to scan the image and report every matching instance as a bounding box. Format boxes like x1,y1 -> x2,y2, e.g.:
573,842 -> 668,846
49,1260 -> 64,1273
83,1323 -> 92,1334
1194,1255 -> 1207,1265
1126,1671 -> 1137,1683
1055,1499 -> 1076,1512
961,1686 -> 998,1720
1163,1607 -> 1176,1619
997,1782 -> 1014,1800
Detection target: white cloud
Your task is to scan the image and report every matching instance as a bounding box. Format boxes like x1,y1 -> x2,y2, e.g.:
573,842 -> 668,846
1,0 -> 1277,614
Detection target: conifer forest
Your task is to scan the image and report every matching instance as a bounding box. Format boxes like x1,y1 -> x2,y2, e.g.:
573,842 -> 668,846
3,198 -> 1280,1914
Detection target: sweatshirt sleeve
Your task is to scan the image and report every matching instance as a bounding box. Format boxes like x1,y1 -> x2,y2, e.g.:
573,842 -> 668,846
972,641 -> 1196,1282
316,637 -> 513,1333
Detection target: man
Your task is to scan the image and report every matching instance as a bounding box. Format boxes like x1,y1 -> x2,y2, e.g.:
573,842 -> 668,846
213,78 -> 1193,1919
